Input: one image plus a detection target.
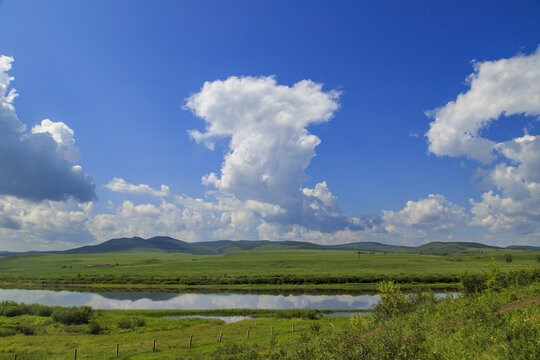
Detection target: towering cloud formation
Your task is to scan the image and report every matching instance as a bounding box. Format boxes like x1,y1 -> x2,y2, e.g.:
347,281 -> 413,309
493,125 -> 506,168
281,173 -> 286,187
99,76 -> 365,243
185,76 -> 338,203
0,56 -> 95,202
185,76 -> 362,232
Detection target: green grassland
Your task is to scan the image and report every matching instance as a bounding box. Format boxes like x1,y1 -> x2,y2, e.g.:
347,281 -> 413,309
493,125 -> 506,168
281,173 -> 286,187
1,250 -> 539,290
0,272 -> 538,359
0,307 -> 351,359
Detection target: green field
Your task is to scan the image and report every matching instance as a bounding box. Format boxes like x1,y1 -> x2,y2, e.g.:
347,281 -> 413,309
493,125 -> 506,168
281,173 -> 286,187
0,307 -> 347,359
0,272 -> 538,359
0,250 -> 539,291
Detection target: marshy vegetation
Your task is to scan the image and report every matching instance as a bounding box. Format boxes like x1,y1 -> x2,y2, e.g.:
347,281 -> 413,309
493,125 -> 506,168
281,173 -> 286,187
0,260 -> 537,359
0,250 -> 538,292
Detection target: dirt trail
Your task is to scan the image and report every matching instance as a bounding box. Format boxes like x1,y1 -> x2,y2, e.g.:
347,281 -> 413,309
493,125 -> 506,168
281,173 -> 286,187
498,295 -> 540,314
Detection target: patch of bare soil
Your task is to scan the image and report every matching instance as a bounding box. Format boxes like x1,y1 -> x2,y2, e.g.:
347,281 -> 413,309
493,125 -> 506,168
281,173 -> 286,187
498,295 -> 540,314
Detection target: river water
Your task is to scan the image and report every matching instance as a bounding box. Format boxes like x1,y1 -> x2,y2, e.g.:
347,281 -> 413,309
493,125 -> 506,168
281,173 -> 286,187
0,288 -> 380,310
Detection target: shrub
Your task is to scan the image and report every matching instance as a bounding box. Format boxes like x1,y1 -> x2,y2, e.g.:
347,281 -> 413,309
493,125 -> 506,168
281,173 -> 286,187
11,324 -> 35,335
462,267 -> 539,296
486,257 -> 505,291
133,317 -> 146,327
407,289 -> 435,306
505,254 -> 513,263
116,317 -> 133,329
117,316 -> 146,329
373,280 -> 409,319
0,301 -> 24,317
87,320 -> 107,334
28,303 -> 54,317
460,272 -> 488,295
0,301 -> 55,317
52,306 -> 93,325
0,324 -> 36,336
309,321 -> 321,334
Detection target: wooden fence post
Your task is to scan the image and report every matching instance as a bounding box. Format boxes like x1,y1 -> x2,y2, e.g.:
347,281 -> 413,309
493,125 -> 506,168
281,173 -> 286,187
271,326 -> 273,338
246,327 -> 250,339
13,355 -> 17,360
153,339 -> 156,352
116,343 -> 119,356
219,331 -> 223,342
189,335 -> 193,348
74,348 -> 77,360
292,322 -> 294,332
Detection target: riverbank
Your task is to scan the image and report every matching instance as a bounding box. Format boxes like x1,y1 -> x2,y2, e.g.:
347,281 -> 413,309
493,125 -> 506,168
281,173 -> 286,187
0,279 -> 537,359
0,280 -> 460,294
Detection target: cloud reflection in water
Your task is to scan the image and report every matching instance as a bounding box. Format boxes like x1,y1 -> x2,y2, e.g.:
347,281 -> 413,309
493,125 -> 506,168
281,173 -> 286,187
0,289 -> 379,310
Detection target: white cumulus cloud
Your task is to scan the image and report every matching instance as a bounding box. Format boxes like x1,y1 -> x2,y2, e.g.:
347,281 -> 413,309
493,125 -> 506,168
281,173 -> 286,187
0,195 -> 94,251
383,194 -> 468,238
426,47 -> 540,163
31,119 -> 81,162
105,177 -> 172,197
185,76 -> 339,204
183,76 -> 362,233
425,47 -> 540,240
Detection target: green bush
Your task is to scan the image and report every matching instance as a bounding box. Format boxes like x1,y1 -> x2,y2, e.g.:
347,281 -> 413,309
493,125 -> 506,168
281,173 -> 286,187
28,303 -> 54,316
87,320 -> 107,334
407,288 -> 436,306
11,324 -> 36,335
460,272 -> 488,295
0,301 -> 55,317
52,306 -> 93,325
309,321 -> 321,334
0,324 -> 36,336
373,280 -> 409,319
117,316 -> 146,329
0,301 -> 25,317
116,317 -> 132,329
133,317 -> 146,327
461,264 -> 540,296
486,257 -> 510,291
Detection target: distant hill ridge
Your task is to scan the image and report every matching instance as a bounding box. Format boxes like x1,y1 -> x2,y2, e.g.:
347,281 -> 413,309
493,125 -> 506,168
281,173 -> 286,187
58,236 -> 540,255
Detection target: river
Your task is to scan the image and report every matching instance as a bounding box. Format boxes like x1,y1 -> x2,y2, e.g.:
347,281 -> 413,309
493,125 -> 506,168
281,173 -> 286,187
0,288 -> 381,310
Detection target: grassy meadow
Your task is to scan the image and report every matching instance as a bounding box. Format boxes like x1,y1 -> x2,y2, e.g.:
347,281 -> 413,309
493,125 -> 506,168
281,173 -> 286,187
0,305 -> 350,360
0,250 -> 539,291
0,265 -> 538,359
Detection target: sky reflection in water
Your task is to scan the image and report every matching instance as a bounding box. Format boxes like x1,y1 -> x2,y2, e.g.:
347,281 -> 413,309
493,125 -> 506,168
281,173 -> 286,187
0,289 -> 380,310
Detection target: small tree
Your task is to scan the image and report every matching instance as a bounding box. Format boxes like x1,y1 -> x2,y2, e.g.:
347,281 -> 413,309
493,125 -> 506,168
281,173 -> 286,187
486,257 -> 504,291
373,280 -> 409,319
505,254 -> 513,263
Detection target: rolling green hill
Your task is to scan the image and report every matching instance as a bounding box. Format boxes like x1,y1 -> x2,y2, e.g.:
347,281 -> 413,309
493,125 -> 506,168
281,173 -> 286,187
57,236 -> 538,255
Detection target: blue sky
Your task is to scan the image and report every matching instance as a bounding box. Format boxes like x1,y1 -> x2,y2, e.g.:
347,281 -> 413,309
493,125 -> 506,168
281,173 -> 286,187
0,0 -> 539,250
